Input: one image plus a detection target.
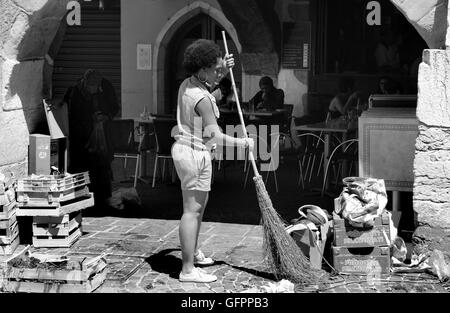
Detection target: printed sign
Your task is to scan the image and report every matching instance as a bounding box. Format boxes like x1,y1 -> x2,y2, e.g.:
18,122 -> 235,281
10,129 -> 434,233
137,44 -> 152,70
282,22 -> 311,70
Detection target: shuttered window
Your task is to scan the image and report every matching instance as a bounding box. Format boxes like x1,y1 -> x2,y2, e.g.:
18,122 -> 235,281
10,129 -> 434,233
52,1 -> 121,108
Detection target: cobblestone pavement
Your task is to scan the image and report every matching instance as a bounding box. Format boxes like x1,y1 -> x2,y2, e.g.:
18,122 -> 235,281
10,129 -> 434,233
1,216 -> 448,293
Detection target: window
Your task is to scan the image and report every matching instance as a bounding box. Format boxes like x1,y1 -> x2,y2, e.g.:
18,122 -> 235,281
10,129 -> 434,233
315,0 -> 427,76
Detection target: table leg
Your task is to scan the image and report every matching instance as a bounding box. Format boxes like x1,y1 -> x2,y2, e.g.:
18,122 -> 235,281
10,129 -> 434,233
323,133 -> 330,191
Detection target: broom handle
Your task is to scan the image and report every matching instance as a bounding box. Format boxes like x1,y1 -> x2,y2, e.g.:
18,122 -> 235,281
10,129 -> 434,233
221,31 -> 259,177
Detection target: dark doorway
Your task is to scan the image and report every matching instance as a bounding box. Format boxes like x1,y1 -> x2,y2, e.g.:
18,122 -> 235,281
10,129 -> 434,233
165,13 -> 241,115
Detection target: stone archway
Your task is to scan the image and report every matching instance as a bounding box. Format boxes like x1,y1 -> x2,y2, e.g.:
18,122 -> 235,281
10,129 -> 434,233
0,0 -> 71,177
152,1 -> 241,114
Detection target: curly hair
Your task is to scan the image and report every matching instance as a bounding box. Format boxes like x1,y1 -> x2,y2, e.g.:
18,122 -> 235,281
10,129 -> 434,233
183,39 -> 222,74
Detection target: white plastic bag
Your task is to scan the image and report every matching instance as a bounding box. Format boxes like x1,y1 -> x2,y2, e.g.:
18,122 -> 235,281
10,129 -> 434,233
336,178 -> 387,228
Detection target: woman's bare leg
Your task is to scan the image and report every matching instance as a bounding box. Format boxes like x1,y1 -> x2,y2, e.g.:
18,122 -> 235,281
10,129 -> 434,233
179,189 -> 208,274
194,192 -> 209,254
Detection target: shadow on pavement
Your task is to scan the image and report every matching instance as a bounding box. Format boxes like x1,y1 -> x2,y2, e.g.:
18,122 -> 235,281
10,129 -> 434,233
145,248 -> 276,281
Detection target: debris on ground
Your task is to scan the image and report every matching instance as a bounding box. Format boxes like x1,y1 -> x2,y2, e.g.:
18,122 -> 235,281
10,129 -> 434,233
428,250 -> 450,281
108,187 -> 141,210
240,279 -> 294,293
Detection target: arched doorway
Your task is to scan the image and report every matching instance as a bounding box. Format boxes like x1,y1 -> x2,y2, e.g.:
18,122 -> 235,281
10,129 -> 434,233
164,13 -> 242,115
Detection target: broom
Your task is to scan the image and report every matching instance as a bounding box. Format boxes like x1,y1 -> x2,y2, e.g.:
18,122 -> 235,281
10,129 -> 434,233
221,31 -> 326,285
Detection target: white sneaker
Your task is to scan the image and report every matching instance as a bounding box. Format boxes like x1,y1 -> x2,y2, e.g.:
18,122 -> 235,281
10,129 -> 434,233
194,250 -> 214,266
179,267 -> 217,283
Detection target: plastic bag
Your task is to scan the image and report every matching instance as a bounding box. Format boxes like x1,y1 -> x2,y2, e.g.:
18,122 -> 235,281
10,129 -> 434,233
85,121 -> 108,158
336,177 -> 387,228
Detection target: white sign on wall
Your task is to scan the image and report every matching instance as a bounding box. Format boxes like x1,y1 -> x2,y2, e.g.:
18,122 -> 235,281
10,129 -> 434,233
137,44 -> 152,70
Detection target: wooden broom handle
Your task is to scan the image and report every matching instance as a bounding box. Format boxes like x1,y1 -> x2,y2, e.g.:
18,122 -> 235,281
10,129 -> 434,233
221,31 -> 259,177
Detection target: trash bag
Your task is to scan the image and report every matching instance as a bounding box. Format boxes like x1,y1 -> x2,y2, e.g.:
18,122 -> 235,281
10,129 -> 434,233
428,250 -> 450,281
336,177 -> 388,228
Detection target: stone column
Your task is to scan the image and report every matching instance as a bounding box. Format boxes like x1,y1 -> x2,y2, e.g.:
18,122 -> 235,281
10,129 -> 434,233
413,2 -> 450,256
0,0 -> 69,178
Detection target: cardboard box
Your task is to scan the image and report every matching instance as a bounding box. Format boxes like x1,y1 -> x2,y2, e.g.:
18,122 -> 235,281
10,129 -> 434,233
332,246 -> 391,275
28,134 -> 51,175
287,220 -> 332,269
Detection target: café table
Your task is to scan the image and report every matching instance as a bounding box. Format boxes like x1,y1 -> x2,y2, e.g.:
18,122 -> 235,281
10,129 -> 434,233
292,118 -> 358,194
135,117 -> 155,183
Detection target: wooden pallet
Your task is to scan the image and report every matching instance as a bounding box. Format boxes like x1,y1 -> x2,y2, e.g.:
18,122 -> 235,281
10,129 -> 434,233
16,193 -> 94,217
16,172 -> 90,205
0,178 -> 16,207
0,200 -> 16,220
33,218 -> 82,248
33,212 -> 82,237
16,172 -> 89,191
0,216 -> 19,244
333,212 -> 391,248
0,233 -> 20,256
332,246 -> 391,275
17,185 -> 90,206
4,250 -> 108,293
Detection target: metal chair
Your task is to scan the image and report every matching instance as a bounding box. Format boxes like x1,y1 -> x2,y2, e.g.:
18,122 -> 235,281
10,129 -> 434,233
152,117 -> 177,188
243,131 -> 282,192
110,119 -> 141,188
296,132 -> 325,189
321,139 -> 359,196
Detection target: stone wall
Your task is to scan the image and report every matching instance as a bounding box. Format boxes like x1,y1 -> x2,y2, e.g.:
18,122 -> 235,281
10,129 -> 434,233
413,49 -> 450,256
0,0 -> 69,178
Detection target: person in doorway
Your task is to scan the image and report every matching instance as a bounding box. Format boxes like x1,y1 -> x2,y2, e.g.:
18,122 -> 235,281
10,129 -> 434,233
249,76 -> 284,111
172,39 -> 254,283
62,69 -> 119,210
211,77 -> 239,110
328,76 -> 361,119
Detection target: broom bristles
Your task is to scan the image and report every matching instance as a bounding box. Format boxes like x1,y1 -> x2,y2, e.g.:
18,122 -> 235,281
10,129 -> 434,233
253,175 -> 327,285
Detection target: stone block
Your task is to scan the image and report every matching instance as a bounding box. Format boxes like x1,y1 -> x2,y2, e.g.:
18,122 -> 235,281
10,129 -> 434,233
414,200 -> 450,229
0,109 -> 29,165
0,1 -> 20,47
391,0 -> 448,49
11,0 -> 48,13
1,12 -> 28,60
17,17 -> 62,61
2,59 -> 44,112
413,226 -> 450,257
417,50 -> 450,127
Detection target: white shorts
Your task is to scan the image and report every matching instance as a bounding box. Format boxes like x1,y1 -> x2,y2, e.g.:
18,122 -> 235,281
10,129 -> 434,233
171,141 -> 212,192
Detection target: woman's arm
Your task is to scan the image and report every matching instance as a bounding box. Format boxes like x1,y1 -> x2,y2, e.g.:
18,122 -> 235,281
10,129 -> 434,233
196,97 -> 253,149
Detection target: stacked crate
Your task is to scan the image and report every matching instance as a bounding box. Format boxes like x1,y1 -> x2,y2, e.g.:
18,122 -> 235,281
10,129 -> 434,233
332,208 -> 391,275
0,175 -> 19,255
16,172 -> 94,248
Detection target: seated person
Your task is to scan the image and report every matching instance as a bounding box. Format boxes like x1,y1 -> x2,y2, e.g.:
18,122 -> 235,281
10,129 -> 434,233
376,76 -> 401,95
211,77 -> 239,109
249,76 -> 284,111
328,77 -> 361,119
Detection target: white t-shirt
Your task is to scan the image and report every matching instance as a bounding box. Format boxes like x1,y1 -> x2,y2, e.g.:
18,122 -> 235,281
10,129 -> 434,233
176,76 -> 220,148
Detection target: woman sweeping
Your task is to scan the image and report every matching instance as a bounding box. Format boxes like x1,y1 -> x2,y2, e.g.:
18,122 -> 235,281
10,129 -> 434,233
172,39 -> 254,283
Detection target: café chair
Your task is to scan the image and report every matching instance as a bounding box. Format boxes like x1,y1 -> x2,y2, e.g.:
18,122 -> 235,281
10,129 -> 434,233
321,139 -> 359,196
110,119 -> 141,188
152,117 -> 177,188
243,133 -> 280,192
296,132 -> 325,189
